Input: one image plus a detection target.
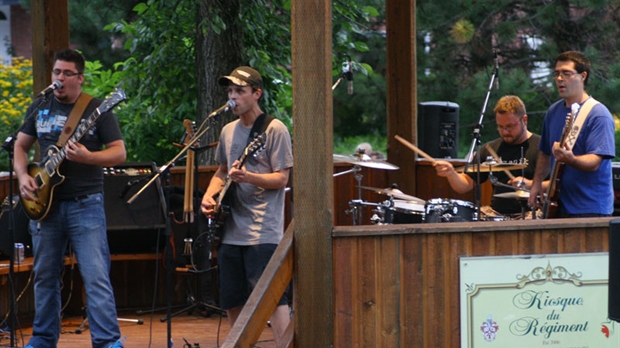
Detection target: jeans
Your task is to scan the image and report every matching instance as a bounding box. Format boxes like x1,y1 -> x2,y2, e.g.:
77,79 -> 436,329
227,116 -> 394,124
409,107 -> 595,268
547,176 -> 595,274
27,193 -> 121,348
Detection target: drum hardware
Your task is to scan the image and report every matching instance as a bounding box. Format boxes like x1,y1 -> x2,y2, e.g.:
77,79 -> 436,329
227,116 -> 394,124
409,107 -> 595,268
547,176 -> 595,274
493,190 -> 534,220
346,199 -> 384,225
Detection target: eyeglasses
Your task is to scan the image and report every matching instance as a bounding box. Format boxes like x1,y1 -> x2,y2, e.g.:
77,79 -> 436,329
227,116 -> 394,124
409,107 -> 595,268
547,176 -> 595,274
496,121 -> 522,132
552,70 -> 579,79
52,69 -> 82,77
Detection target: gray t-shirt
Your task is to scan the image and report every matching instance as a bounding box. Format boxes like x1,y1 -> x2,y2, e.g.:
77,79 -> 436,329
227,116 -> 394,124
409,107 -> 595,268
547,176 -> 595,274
216,116 -> 293,245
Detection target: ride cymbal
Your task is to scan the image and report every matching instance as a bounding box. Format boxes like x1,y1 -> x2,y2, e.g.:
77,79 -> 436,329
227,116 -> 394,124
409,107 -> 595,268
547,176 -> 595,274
357,185 -> 425,204
493,191 -> 530,200
333,154 -> 399,170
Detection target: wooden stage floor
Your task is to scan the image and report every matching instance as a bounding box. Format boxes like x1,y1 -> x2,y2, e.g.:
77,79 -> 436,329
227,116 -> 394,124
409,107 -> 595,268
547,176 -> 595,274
5,310 -> 276,348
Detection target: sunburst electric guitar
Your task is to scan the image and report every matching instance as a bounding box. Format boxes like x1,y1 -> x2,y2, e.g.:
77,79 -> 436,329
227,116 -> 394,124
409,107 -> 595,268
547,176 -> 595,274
212,133 -> 266,237
542,108 -> 576,219
21,88 -> 127,221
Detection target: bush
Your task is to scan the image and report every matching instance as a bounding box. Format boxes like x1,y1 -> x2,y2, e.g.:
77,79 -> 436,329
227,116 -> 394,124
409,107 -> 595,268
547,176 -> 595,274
0,57 -> 34,172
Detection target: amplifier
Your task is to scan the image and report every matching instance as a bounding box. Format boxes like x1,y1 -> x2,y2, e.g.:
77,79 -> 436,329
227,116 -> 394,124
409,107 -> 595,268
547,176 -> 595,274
104,162 -> 166,253
613,163 -> 620,216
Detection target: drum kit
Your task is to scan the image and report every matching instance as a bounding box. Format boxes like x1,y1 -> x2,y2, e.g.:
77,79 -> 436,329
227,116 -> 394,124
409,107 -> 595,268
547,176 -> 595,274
334,152 -> 531,225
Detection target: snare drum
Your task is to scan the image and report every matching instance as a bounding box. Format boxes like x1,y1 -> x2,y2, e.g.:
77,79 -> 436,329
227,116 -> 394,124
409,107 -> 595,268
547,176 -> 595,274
424,198 -> 477,223
384,200 -> 425,224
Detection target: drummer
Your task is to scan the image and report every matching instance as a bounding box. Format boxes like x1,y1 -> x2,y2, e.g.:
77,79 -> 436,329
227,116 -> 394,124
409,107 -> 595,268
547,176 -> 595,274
433,95 -> 541,219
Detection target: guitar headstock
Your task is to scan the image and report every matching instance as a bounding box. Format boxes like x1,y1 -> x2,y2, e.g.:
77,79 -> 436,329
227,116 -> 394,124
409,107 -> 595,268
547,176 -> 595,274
181,119 -> 199,146
99,88 -> 127,113
244,133 -> 267,161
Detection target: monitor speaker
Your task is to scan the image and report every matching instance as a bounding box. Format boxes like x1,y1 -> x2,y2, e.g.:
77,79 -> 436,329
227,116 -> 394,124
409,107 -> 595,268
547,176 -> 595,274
0,195 -> 32,259
418,101 -> 459,159
609,219 -> 620,322
104,162 -> 166,253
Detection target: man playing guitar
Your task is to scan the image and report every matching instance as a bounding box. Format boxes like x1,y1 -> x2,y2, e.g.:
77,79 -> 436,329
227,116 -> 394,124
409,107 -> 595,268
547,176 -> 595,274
528,51 -> 615,218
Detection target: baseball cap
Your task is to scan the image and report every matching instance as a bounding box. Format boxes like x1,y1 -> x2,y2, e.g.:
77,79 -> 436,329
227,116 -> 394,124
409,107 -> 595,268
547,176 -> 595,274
218,66 -> 263,89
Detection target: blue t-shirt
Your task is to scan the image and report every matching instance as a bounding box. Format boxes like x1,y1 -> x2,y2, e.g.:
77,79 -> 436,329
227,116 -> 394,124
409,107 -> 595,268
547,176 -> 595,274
539,99 -> 615,215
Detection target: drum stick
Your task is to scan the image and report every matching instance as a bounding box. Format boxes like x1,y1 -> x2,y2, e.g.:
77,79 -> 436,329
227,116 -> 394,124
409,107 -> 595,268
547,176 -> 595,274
394,135 -> 436,163
484,144 -> 516,180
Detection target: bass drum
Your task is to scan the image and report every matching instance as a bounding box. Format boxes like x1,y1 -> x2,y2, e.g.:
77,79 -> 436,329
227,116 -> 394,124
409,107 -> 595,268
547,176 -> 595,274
384,200 -> 425,224
424,198 -> 477,223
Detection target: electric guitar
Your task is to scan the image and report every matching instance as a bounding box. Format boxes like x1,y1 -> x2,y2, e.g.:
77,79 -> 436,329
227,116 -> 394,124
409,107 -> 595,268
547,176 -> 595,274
21,88 -> 127,221
212,133 -> 266,236
542,107 -> 577,219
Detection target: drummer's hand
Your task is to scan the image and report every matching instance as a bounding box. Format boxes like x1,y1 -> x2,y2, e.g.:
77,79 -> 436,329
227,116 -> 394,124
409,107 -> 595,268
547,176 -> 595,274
508,176 -> 531,190
433,160 -> 455,178
528,181 -> 544,209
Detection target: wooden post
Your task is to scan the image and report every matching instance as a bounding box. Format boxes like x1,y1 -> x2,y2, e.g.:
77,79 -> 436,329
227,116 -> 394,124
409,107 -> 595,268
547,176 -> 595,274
386,0 -> 417,196
291,0 -> 334,346
31,0 -> 69,95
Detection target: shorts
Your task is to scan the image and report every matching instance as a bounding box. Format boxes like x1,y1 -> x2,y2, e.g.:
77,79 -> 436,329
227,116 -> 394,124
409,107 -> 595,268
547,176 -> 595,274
218,243 -> 289,310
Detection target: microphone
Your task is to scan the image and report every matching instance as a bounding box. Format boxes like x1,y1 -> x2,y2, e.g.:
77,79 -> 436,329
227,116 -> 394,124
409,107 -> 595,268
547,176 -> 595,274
208,100 -> 236,118
493,52 -> 499,90
343,61 -> 353,95
38,81 -> 63,97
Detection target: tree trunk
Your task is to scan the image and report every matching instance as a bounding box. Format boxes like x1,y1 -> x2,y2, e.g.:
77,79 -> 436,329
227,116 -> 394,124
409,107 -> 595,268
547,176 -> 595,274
195,0 -> 244,165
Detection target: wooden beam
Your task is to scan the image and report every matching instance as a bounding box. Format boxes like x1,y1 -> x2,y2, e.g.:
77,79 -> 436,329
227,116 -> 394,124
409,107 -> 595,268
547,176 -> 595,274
385,0 -> 417,195
291,0 -> 334,346
31,0 -> 69,95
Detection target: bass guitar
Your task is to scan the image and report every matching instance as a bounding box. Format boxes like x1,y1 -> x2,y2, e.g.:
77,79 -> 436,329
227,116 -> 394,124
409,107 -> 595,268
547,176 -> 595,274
542,104 -> 578,219
212,133 -> 266,236
21,88 -> 127,221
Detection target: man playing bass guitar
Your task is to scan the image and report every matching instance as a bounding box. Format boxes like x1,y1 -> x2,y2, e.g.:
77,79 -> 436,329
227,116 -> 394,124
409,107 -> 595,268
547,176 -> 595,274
529,51 -> 615,218
200,66 -> 293,347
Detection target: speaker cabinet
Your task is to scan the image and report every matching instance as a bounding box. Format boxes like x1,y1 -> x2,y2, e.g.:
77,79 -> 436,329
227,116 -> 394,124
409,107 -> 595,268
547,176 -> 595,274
610,219 -> 620,322
0,195 -> 32,259
104,162 -> 166,253
418,101 -> 459,159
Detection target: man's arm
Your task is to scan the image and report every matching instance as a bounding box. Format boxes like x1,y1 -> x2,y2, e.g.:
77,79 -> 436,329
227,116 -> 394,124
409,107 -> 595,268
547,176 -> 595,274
552,141 -> 603,172
201,163 -> 228,217
528,152 -> 551,208
433,160 -> 474,193
14,132 -> 38,199
65,139 -> 126,167
229,165 -> 290,190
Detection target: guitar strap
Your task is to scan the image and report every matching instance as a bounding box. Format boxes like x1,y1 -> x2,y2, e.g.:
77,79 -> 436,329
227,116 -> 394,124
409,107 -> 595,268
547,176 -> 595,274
56,93 -> 93,148
564,97 -> 599,151
247,113 -> 274,146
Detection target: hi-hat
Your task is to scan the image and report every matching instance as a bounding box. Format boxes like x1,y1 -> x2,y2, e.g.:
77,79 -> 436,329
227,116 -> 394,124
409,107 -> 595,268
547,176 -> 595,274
333,154 -> 399,170
455,163 -> 526,173
493,191 -> 530,200
357,185 -> 425,204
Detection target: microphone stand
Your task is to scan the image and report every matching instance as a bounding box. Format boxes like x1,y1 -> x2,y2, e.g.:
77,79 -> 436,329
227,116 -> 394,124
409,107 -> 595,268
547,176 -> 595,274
124,112 -> 222,348
0,95 -> 51,348
463,60 -> 498,219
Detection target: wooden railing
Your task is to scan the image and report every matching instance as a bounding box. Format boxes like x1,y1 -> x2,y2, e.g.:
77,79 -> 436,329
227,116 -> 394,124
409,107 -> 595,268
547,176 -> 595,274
222,220 -> 295,348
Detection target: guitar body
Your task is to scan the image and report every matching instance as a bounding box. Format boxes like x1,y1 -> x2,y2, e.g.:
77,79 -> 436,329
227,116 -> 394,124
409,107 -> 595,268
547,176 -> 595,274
542,164 -> 564,219
21,148 -> 65,221
212,182 -> 236,237
541,106 -> 577,219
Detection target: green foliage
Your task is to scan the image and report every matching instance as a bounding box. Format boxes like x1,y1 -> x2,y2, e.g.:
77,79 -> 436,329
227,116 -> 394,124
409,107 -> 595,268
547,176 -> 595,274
0,57 -> 33,171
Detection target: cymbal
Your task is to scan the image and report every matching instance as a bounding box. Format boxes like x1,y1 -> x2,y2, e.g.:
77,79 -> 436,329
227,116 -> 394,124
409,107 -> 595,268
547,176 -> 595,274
493,191 -> 530,200
455,163 -> 526,173
333,154 -> 399,170
357,185 -> 425,204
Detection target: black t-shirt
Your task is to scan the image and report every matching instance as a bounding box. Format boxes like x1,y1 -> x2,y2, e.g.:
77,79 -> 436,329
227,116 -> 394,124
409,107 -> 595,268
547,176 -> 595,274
22,95 -> 123,200
467,134 -> 541,214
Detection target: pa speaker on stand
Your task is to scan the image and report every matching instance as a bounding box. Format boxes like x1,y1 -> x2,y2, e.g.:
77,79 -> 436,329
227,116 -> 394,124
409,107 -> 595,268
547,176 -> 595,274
609,219 -> 620,322
417,101 -> 459,159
